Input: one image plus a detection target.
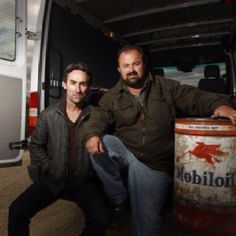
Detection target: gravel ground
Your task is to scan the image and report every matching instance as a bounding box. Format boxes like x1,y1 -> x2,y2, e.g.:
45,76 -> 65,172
0,151 -> 199,236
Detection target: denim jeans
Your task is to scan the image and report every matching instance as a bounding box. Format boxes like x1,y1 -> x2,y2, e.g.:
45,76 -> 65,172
91,135 -> 172,236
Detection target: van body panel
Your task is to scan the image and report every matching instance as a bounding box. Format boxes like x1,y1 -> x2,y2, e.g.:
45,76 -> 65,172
0,0 -> 27,164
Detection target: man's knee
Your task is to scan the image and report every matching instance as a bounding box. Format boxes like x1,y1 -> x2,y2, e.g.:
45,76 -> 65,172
102,135 -> 118,147
101,135 -> 126,158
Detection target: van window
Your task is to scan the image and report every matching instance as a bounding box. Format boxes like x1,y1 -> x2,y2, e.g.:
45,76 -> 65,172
0,0 -> 16,61
162,63 -> 226,87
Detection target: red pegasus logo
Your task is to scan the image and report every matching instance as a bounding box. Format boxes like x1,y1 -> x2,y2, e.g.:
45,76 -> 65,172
186,142 -> 226,169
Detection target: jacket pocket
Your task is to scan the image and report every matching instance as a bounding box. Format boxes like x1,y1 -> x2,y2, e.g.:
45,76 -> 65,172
113,101 -> 139,127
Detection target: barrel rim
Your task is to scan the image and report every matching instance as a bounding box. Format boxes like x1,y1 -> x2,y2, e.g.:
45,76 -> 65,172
175,118 -> 236,135
175,129 -> 236,136
175,118 -> 232,125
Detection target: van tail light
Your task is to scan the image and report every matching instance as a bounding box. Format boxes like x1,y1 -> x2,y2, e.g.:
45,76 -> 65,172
28,91 -> 38,135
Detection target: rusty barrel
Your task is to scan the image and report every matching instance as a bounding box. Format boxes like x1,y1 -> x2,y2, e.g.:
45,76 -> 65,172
174,118 -> 236,236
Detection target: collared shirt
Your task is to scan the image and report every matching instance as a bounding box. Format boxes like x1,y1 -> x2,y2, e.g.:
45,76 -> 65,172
122,77 -> 152,107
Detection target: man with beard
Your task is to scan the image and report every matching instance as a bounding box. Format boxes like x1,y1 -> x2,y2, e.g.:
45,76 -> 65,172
85,46 -> 236,236
8,62 -> 111,236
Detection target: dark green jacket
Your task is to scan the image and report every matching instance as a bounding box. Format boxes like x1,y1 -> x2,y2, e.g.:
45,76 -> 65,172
85,75 -> 230,173
28,98 -> 92,193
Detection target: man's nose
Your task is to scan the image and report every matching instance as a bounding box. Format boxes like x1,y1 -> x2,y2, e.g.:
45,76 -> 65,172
127,65 -> 135,73
130,65 -> 135,71
76,85 -> 81,93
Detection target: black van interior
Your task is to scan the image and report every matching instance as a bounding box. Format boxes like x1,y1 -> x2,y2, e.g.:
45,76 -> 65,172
45,0 -> 236,106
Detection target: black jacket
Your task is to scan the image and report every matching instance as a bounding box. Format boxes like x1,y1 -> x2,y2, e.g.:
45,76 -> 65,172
28,98 -> 92,193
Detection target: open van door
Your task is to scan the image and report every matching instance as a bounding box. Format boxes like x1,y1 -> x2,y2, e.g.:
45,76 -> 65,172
0,0 -> 27,165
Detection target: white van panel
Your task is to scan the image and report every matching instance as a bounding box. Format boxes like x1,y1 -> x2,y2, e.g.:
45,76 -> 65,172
0,0 -> 27,164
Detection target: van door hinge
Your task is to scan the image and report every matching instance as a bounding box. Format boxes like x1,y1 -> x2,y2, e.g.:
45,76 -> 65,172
9,138 -> 30,150
26,31 -> 41,41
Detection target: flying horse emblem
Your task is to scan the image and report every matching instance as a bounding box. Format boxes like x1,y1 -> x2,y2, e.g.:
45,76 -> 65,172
186,142 -> 227,169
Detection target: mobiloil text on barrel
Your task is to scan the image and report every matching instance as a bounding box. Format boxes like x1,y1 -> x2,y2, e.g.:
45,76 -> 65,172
174,118 -> 236,236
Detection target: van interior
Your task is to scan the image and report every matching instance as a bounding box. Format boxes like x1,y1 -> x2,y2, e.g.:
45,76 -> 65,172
44,0 -> 236,107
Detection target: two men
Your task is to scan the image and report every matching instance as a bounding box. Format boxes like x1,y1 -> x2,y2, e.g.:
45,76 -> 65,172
8,62 -> 111,236
85,46 -> 236,236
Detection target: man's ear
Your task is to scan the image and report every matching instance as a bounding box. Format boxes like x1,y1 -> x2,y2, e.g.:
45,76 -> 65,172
117,67 -> 121,73
62,81 -> 67,90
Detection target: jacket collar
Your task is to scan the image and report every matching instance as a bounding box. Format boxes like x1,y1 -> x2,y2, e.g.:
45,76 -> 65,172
57,96 -> 67,115
56,96 -> 91,120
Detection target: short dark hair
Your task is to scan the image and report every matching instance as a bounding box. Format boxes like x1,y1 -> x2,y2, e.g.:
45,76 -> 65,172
117,45 -> 146,66
63,62 -> 92,85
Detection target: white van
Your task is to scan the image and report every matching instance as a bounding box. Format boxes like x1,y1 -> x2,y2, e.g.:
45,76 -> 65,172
0,0 -> 235,165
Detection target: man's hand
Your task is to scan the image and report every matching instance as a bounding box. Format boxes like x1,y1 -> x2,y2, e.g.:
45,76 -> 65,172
211,105 -> 236,125
86,136 -> 104,154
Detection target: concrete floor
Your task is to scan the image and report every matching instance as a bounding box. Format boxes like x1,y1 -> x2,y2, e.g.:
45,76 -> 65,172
0,151 -> 199,236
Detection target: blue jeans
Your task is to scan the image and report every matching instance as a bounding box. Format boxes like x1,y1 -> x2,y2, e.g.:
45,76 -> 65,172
90,135 -> 172,236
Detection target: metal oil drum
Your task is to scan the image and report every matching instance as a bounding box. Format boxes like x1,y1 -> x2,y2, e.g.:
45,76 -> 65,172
174,118 -> 236,236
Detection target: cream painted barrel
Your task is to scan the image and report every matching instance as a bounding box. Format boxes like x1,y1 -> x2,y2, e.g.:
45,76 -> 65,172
174,118 -> 236,236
